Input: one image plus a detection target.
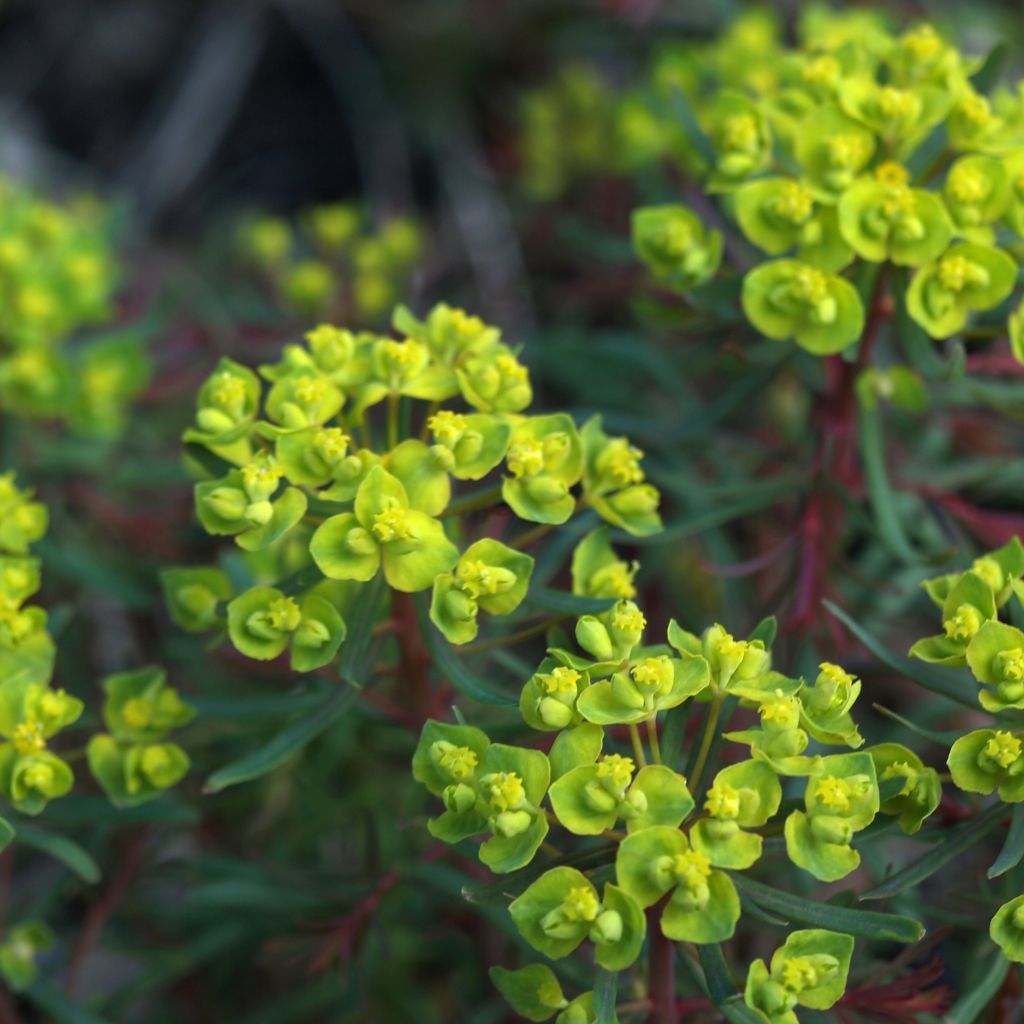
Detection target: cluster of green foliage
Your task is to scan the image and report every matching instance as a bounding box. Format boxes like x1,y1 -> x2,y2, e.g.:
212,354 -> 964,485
238,204 -> 424,323
167,302 -> 660,684
10,3 -> 1024,1022
0,178 -> 148,435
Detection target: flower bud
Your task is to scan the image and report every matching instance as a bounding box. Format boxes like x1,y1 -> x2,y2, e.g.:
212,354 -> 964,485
205,486 -> 247,521
810,814 -> 852,845
443,782 -> 477,814
576,616 -> 614,661
244,500 -> 274,526
537,697 -> 574,729
582,779 -> 619,814
589,909 -> 623,945
346,527 -> 377,556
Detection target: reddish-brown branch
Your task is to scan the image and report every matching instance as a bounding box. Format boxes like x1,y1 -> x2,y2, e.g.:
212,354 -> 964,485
66,831 -> 148,996
786,272 -> 890,636
646,902 -> 678,1024
391,591 -> 436,721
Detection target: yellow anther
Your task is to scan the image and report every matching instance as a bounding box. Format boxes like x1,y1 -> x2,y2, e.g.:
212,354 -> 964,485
971,556 -> 1003,591
760,695 -> 797,724
436,743 -> 478,781
827,133 -> 865,169
875,162 -> 911,188
802,55 -> 840,86
380,340 -> 418,366
612,605 -> 646,635
538,666 -> 582,698
12,720 -> 45,761
13,720 -> 45,756
457,559 -> 513,598
672,849 -> 712,887
722,113 -> 758,152
996,648 -> 1024,683
772,182 -> 814,224
781,956 -> 823,993
485,771 -> 526,812
595,753 -> 635,790
601,440 -> 646,487
18,286 -> 55,321
494,353 -> 528,382
815,775 -> 853,811
717,636 -> 748,662
948,164 -> 989,205
791,266 -> 829,305
293,376 -> 329,404
267,596 -> 301,633
561,886 -> 600,923
122,698 -> 152,730
428,410 -> 468,446
985,731 -> 1023,769
241,459 -> 283,492
210,374 -> 246,411
594,562 -> 638,600
631,656 -> 674,695
818,662 -> 856,689
706,781 -> 741,819
372,503 -> 415,543
959,93 -> 992,126
943,603 -> 983,639
507,440 -> 546,478
938,253 -> 979,290
656,218 -> 694,257
878,86 -> 916,120
313,428 -> 350,463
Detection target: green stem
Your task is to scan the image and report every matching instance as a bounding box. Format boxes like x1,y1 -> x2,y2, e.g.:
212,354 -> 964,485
690,691 -> 723,791
628,723 -> 648,768
511,522 -> 554,550
387,394 -> 399,449
646,716 -> 662,765
443,484 -> 503,518
459,614 -> 570,656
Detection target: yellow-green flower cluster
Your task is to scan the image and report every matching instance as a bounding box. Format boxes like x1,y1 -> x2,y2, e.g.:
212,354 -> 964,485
238,203 -> 424,323
173,302 -> 662,668
415,585 -> 936,1021
0,177 -> 146,434
0,475 -> 191,833
911,537 -> 1024,963
524,12 -> 1024,357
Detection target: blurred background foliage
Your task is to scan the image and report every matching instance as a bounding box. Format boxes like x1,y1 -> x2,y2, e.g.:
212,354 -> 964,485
3,0 -> 1024,1021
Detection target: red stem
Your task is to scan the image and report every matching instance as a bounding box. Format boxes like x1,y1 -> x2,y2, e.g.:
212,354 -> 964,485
646,904 -> 678,1024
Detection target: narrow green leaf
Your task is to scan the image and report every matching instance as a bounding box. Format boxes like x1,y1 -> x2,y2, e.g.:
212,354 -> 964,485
971,41 -> 1008,93
660,701 -> 694,773
462,844 -> 617,906
26,982 -> 112,1024
871,703 -> 961,745
748,615 -> 777,650
732,875 -> 923,942
946,948 -> 1010,1024
738,890 -> 789,928
0,815 -> 13,852
526,586 -> 615,616
721,996 -> 768,1024
594,969 -> 618,1024
857,404 -> 920,563
989,804 -> 1024,879
14,824 -> 100,884
417,596 -> 518,707
823,600 -> 980,710
204,684 -> 359,793
183,441 -> 235,480
860,803 -> 1005,901
668,86 -> 716,167
699,944 -> 735,1004
338,574 -> 386,687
